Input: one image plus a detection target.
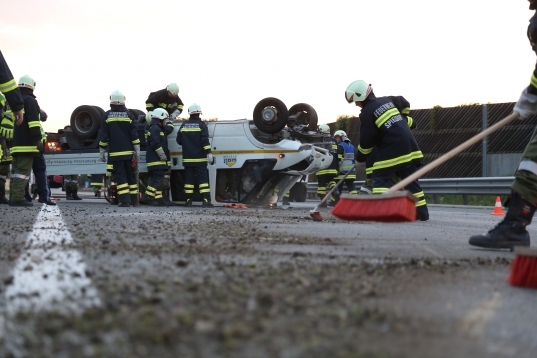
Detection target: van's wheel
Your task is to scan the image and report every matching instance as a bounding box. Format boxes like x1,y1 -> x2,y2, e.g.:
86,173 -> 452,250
288,103 -> 318,132
70,105 -> 102,139
129,109 -> 146,122
93,106 -> 105,116
253,97 -> 288,134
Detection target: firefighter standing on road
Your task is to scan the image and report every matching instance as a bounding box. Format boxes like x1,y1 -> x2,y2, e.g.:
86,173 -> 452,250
334,130 -> 358,195
9,75 -> 42,207
99,90 -> 140,207
144,108 -> 171,206
176,103 -> 214,207
0,50 -> 23,125
0,93 -> 13,204
345,80 -> 429,221
316,124 -> 340,207
145,83 -> 183,204
469,0 -> 537,249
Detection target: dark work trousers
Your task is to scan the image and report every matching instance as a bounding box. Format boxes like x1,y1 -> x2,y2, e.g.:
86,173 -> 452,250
146,169 -> 165,201
33,153 -> 50,202
113,159 -> 137,204
337,179 -> 357,195
316,174 -> 337,198
184,166 -> 210,200
372,163 -> 429,220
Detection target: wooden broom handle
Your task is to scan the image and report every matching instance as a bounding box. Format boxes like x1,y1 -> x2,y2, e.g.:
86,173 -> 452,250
388,111 -> 520,193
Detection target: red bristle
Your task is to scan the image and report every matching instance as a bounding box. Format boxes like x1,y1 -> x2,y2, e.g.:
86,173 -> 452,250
509,255 -> 537,289
331,195 -> 417,222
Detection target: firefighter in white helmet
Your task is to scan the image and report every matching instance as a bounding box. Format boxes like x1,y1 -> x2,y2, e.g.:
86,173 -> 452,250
315,123 -> 340,207
144,108 -> 172,206
334,130 -> 358,196
145,83 -> 183,203
345,80 -> 429,221
176,103 -> 214,207
99,90 -> 140,207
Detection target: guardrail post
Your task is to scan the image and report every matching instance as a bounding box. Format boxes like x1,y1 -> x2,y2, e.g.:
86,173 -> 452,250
463,194 -> 468,205
482,104 -> 488,177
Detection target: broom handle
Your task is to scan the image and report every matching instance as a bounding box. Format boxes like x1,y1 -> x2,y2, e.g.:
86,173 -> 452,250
388,111 -> 520,194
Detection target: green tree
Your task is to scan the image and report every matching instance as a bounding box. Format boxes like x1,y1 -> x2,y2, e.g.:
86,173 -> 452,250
335,115 -> 354,133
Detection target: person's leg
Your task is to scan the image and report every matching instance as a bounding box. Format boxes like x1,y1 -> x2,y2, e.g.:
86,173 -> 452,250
70,175 -> 82,200
196,166 -> 213,207
125,163 -> 138,206
316,175 -> 328,207
327,174 -> 339,207
0,162 -> 9,204
395,165 -> 429,221
345,179 -> 357,195
33,154 -> 51,203
469,137 -> 537,249
114,161 -> 129,206
184,167 -> 195,206
9,155 -> 33,206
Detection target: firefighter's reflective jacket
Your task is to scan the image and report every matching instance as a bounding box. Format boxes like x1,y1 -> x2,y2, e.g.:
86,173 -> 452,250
99,104 -> 140,162
11,87 -> 41,155
0,96 -> 12,163
316,137 -> 338,176
356,93 -> 423,175
337,140 -> 357,180
145,89 -> 184,116
176,115 -> 211,167
145,118 -> 169,171
0,50 -> 23,113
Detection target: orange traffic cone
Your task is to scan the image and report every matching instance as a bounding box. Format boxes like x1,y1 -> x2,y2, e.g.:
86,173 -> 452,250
490,196 -> 505,216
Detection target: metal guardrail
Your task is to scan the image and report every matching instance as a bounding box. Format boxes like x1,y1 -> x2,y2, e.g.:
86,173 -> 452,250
307,177 -> 515,204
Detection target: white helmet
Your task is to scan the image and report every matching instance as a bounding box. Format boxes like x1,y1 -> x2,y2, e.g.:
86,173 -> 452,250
18,75 -> 36,90
110,90 -> 126,105
318,123 -> 330,134
345,80 -> 371,103
152,108 -> 169,120
188,103 -> 202,115
334,130 -> 347,137
166,83 -> 179,96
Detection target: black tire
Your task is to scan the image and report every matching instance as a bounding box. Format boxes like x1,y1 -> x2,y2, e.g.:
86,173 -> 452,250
288,103 -> 318,132
129,109 -> 145,119
253,97 -> 288,134
70,105 -> 102,139
93,106 -> 105,116
292,182 -> 308,202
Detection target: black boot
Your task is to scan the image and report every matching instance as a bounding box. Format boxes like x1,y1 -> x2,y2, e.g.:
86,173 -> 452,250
71,188 -> 83,200
161,189 -> 176,206
202,196 -> 214,208
184,197 -> 192,207
469,190 -> 534,250
65,187 -> 74,200
0,185 -> 8,204
416,205 -> 429,221
282,196 -> 290,206
130,194 -> 140,207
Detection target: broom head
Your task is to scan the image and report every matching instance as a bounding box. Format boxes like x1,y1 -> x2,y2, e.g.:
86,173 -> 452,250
509,247 -> 537,289
331,191 -> 417,223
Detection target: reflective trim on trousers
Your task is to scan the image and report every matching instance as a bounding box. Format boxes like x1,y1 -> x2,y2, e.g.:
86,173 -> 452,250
518,160 -> 537,176
12,173 -> 29,180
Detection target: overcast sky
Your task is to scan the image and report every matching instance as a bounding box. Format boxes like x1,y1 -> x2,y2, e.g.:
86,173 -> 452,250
1,0 -> 534,132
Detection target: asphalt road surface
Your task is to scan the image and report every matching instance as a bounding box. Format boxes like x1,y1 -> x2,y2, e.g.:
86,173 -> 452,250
0,189 -> 536,358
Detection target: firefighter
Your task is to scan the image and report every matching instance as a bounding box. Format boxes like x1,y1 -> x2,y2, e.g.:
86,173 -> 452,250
469,0 -> 537,249
176,103 -> 214,207
345,80 -> 429,221
0,51 -> 23,126
30,109 -> 55,205
145,83 -> 183,204
334,130 -> 358,195
316,124 -> 339,207
99,90 -> 140,207
144,108 -> 171,206
9,75 -> 42,206
87,174 -> 104,198
0,93 -> 13,204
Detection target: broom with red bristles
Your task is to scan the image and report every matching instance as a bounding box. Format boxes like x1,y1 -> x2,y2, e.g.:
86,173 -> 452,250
509,247 -> 537,289
331,112 -> 520,222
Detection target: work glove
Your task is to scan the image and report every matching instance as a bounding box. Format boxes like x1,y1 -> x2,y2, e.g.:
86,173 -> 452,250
133,144 -> 140,159
514,88 -> 537,120
156,147 -> 167,161
145,111 -> 153,123
0,113 -> 14,139
207,153 -> 214,165
170,109 -> 181,121
100,147 -> 107,162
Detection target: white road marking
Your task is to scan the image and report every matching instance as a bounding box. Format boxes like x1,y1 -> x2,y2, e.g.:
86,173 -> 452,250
459,291 -> 503,338
2,204 -> 100,314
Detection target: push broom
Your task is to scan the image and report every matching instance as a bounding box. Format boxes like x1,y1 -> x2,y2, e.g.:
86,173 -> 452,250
331,112 -> 520,222
309,170 -> 353,221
